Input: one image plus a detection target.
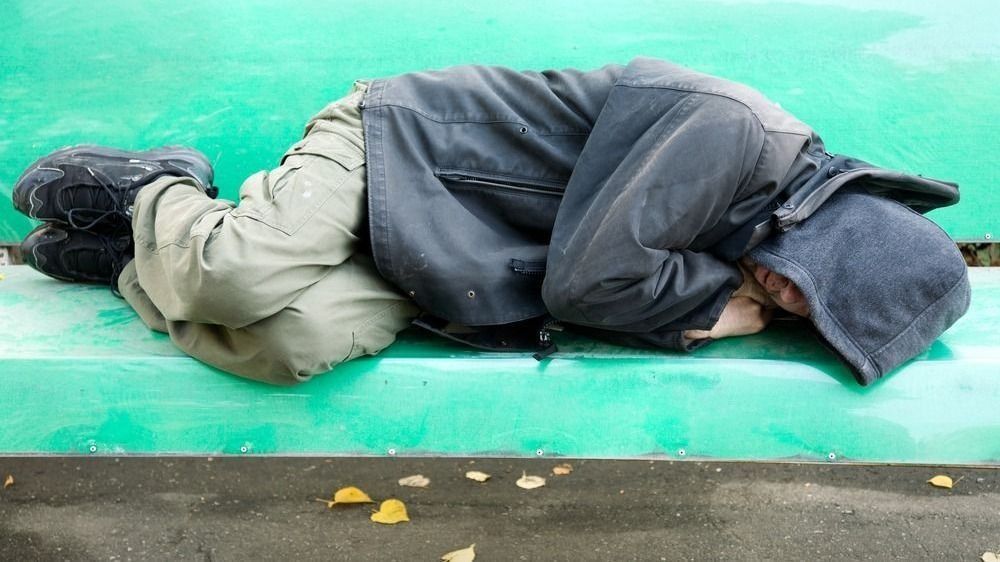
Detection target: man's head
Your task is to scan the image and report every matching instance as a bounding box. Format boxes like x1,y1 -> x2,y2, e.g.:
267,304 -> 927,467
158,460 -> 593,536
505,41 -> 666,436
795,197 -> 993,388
741,260 -> 810,318
747,186 -> 970,385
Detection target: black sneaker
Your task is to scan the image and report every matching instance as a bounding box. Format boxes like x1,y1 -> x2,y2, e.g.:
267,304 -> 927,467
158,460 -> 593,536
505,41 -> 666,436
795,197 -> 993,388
20,223 -> 133,288
13,145 -> 217,231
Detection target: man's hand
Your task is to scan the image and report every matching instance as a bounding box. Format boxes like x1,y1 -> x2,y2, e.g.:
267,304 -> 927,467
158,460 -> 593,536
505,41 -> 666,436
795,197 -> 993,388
683,296 -> 773,341
732,261 -> 776,307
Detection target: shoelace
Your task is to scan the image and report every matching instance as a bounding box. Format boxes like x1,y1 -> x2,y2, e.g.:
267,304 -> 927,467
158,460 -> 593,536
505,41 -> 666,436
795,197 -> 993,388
64,166 -> 135,231
63,165 -> 219,231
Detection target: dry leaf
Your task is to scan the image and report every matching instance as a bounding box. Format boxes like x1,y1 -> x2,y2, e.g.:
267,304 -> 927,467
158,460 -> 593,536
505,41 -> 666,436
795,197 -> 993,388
441,543 -> 476,562
371,499 -> 410,524
927,475 -> 954,489
314,486 -> 375,508
982,552 -> 1000,562
0,274 -> 5,281
465,471 -> 491,482
3,475 -> 13,489
398,474 -> 430,488
552,463 -> 573,476
516,471 -> 546,490
332,486 -> 374,504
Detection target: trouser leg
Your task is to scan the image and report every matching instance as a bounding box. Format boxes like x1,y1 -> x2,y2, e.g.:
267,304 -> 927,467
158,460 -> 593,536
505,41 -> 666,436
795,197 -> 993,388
118,256 -> 417,385
129,82 -> 371,328
119,81 -> 417,384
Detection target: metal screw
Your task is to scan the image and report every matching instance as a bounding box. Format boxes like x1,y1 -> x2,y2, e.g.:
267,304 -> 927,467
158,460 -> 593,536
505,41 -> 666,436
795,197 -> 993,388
408,290 -> 416,297
535,449 -> 544,456
240,445 -> 248,453
89,445 -> 97,453
678,449 -> 687,457
519,126 -> 528,134
467,290 -> 476,299
986,233 -> 993,240
388,448 -> 397,456
827,452 -> 837,461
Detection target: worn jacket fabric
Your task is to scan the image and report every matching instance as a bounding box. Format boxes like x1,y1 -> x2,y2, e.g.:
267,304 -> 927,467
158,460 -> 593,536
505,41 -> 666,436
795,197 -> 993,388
361,57 -> 960,349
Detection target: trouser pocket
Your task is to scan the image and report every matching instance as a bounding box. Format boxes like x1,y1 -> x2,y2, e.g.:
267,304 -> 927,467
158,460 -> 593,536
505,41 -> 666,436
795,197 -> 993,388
231,132 -> 365,236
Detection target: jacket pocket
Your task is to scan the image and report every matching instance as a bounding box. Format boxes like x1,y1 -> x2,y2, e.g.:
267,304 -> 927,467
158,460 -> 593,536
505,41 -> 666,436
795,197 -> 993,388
434,167 -> 565,198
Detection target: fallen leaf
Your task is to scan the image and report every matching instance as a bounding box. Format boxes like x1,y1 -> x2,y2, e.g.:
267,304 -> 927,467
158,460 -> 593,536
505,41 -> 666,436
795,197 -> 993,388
3,475 -> 12,489
927,475 -> 953,489
314,486 -> 375,508
465,471 -> 491,483
982,552 -> 1000,562
516,471 -> 546,490
371,499 -> 410,524
552,463 -> 573,476
0,274 -> 5,281
333,486 -> 374,504
398,474 -> 430,488
441,543 -> 476,562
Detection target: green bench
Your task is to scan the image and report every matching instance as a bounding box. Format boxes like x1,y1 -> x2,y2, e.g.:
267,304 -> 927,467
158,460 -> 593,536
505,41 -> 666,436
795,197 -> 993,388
2,266 -> 999,462
2,0 -> 998,463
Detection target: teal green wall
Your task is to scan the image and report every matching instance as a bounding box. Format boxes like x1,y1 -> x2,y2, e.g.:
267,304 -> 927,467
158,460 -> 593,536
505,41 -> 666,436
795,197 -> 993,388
1,0 -> 997,242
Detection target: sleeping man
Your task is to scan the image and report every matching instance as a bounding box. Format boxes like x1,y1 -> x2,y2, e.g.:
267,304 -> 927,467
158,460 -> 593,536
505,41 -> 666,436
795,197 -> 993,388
12,57 -> 970,385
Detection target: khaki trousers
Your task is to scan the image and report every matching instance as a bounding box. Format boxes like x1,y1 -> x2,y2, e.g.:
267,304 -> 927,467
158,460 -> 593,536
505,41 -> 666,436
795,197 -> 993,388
117,81 -> 419,385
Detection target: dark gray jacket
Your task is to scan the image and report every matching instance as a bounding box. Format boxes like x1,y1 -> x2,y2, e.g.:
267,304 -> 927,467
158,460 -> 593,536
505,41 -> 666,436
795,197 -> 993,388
361,57 -> 959,350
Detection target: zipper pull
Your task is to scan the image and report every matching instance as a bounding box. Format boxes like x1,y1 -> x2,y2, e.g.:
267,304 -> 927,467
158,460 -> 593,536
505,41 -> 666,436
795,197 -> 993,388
532,331 -> 557,361
532,319 -> 559,361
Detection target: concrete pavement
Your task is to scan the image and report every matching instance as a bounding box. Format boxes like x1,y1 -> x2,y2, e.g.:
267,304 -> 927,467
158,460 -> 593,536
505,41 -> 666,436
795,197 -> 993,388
2,458 -> 998,561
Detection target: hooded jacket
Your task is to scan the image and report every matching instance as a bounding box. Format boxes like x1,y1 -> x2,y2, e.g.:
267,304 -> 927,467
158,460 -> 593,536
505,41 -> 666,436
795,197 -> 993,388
748,187 -> 971,385
361,57 -> 961,358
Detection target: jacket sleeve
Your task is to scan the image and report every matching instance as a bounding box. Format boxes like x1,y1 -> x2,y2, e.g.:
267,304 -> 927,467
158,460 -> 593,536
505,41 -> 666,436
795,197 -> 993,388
542,92 -> 764,344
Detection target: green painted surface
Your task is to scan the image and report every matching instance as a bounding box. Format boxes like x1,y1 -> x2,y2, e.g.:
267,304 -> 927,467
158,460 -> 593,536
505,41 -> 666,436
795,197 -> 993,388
0,0 -> 997,243
2,265 -> 999,463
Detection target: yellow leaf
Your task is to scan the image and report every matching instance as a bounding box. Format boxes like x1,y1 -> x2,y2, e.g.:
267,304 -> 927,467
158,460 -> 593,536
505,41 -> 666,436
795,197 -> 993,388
317,486 -> 374,507
3,474 -> 13,489
552,463 -> 573,476
398,474 -> 430,488
0,273 -> 5,281
465,471 -> 491,483
982,552 -> 1000,562
516,471 -> 546,490
441,544 -> 476,562
927,475 -> 953,489
371,499 -> 410,524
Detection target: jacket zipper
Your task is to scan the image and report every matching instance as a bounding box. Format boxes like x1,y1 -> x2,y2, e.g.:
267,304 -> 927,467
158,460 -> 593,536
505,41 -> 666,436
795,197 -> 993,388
533,317 -> 560,360
436,169 -> 565,197
774,167 -> 879,230
509,258 -> 547,277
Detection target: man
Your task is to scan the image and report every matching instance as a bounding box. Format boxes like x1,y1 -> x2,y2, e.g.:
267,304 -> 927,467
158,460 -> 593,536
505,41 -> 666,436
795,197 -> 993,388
11,57 -> 970,386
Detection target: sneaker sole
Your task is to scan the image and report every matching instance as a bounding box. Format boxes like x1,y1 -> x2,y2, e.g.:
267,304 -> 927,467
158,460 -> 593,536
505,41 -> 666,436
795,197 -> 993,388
20,223 -> 75,282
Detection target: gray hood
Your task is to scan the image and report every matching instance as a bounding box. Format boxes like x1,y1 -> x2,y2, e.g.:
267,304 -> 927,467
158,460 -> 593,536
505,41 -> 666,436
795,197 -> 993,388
748,188 -> 970,385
